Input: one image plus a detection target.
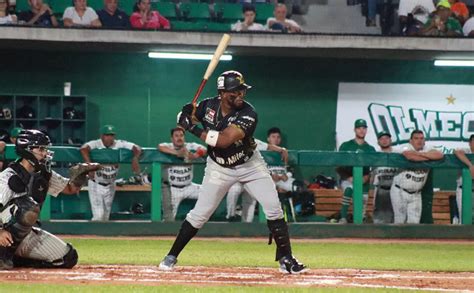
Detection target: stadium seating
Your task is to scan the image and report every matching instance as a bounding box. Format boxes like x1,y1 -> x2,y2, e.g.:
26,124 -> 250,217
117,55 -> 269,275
15,0 -> 33,13
180,3 -> 211,20
215,3 -> 242,23
255,3 -> 274,24
153,2 -> 178,19
87,0 -> 104,11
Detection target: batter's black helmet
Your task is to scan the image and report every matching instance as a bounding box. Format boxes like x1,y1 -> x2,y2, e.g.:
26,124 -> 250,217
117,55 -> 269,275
16,129 -> 53,171
217,71 -> 252,92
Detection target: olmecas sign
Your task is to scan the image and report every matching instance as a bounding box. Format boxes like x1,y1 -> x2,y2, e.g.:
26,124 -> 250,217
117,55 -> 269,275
336,83 -> 474,153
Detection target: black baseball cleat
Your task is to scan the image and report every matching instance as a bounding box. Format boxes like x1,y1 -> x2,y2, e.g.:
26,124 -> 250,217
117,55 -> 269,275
278,255 -> 308,274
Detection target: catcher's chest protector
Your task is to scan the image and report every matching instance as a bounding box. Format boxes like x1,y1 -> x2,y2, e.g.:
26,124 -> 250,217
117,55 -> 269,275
9,162 -> 51,206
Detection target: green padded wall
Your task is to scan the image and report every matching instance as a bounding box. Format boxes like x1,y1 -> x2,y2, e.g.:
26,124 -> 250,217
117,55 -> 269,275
0,50 -> 472,188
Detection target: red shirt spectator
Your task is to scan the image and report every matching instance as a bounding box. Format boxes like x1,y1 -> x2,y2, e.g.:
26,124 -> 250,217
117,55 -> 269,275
130,0 -> 170,29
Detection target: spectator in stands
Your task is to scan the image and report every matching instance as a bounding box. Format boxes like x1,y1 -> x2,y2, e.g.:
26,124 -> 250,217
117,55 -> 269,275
63,0 -> 102,28
130,0 -> 170,30
398,0 -> 435,35
266,3 -> 301,33
0,0 -> 17,25
97,0 -> 130,28
366,0 -> 383,27
419,0 -> 462,37
231,5 -> 265,32
449,0 -> 469,25
18,0 -> 58,27
463,16 -> 474,36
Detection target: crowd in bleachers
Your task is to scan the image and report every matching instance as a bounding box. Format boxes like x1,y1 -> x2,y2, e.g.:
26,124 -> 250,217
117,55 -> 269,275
1,0 -> 474,36
0,0 -> 303,32
359,0 -> 474,36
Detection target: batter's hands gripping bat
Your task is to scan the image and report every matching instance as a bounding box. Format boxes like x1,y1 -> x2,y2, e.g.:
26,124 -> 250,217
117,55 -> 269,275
191,34 -> 231,121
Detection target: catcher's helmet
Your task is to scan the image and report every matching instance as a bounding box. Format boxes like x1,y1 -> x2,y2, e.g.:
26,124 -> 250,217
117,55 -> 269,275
16,129 -> 53,171
217,71 -> 252,92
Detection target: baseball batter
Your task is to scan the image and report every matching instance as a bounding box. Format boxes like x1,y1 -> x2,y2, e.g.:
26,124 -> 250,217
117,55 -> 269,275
0,130 -> 97,270
371,131 -> 397,224
336,119 -> 376,223
158,127 -> 207,221
390,130 -> 444,224
80,125 -> 142,221
159,71 -> 306,274
453,134 -> 474,223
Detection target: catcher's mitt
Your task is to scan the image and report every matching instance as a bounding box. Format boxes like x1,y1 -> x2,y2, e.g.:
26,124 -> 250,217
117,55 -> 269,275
69,163 -> 102,187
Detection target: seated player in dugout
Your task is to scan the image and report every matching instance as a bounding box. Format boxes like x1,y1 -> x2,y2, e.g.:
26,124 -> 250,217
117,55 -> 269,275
159,71 -> 307,274
0,129 -> 100,270
0,127 -> 23,171
336,119 -> 376,224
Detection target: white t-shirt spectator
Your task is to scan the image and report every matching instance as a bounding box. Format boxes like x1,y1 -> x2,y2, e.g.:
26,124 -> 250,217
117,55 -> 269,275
231,21 -> 265,32
265,17 -> 301,31
63,7 -> 99,26
398,0 -> 435,24
0,15 -> 16,25
463,17 -> 474,36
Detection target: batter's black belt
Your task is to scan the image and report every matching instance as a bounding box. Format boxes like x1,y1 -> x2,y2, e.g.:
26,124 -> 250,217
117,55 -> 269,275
394,184 -> 420,194
378,185 -> 391,190
92,179 -> 111,187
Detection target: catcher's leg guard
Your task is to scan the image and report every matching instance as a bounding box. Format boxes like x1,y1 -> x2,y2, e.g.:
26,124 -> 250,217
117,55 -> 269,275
13,243 -> 78,269
267,218 -> 292,261
168,220 -> 199,257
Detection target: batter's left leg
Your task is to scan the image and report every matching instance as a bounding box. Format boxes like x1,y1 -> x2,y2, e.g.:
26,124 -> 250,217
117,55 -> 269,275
240,191 -> 257,223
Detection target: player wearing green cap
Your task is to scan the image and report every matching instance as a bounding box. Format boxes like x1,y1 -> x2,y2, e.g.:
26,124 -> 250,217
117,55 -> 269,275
80,125 -> 142,221
335,119 -> 376,223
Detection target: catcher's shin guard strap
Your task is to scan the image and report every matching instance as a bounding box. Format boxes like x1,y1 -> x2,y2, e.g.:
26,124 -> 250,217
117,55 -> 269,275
267,218 -> 292,261
168,220 -> 199,258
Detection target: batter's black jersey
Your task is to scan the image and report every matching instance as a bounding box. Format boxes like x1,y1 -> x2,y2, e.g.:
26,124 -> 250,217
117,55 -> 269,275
194,96 -> 257,167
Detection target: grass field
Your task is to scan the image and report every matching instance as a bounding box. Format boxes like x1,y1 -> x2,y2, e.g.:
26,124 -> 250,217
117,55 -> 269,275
1,237 -> 473,292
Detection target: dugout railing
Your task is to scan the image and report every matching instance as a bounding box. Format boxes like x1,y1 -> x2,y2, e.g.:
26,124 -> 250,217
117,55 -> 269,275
4,145 -> 472,225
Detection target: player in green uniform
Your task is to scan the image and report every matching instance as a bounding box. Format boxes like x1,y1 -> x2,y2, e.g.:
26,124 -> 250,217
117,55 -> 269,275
336,119 -> 376,223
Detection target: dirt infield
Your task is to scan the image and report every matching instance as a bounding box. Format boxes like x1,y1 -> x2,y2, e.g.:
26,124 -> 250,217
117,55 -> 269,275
1,265 -> 473,291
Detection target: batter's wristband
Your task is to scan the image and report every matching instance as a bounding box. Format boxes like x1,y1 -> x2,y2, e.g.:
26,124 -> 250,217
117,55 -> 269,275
189,125 -> 204,138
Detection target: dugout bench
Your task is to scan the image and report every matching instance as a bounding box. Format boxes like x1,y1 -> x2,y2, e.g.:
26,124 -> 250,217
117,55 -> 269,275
4,146 -> 473,225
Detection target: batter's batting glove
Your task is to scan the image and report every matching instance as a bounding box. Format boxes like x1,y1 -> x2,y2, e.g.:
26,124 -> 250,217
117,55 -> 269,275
181,103 -> 194,116
177,112 -> 193,131
69,163 -> 102,187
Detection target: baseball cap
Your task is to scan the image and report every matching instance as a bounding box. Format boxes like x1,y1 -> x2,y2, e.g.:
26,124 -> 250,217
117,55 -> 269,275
101,125 -> 116,135
354,119 -> 368,128
10,127 -> 23,138
436,0 -> 451,9
377,131 -> 391,139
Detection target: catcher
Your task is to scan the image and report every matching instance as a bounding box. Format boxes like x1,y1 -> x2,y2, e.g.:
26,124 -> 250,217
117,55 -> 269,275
0,129 -> 101,270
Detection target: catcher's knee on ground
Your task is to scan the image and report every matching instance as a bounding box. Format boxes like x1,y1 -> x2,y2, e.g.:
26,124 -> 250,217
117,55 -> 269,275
14,243 -> 78,269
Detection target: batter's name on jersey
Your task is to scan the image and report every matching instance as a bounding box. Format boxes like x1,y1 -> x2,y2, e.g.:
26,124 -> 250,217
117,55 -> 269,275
216,150 -> 246,166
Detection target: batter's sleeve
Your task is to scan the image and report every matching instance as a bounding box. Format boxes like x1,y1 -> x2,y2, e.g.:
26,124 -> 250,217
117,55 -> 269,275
48,171 -> 70,197
233,109 -> 258,137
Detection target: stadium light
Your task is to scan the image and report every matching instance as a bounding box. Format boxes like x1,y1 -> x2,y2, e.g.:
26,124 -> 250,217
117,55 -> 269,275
148,52 -> 232,61
434,60 -> 474,67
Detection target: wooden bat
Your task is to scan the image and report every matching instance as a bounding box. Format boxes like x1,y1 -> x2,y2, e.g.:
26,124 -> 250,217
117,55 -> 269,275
191,34 -> 231,111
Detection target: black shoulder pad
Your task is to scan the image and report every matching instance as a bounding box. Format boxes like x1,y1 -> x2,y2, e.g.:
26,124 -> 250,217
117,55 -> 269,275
8,175 -> 27,193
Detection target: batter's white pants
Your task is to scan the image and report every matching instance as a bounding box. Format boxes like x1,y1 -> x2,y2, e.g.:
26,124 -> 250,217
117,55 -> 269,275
186,151 -> 283,229
87,180 -> 116,221
226,182 -> 257,223
390,184 -> 422,224
170,183 -> 201,220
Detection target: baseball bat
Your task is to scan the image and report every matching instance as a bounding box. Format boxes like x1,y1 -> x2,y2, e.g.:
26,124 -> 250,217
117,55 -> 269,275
191,33 -> 231,107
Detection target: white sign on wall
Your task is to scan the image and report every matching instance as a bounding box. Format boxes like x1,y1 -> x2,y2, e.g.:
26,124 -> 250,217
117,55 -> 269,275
336,83 -> 474,152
